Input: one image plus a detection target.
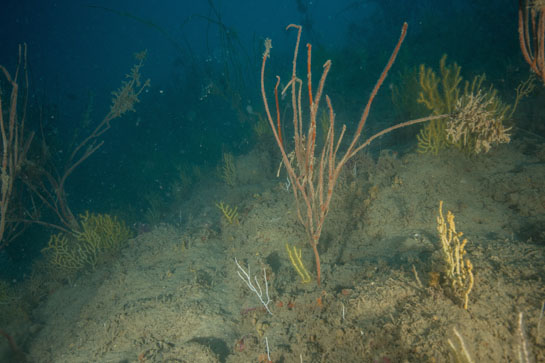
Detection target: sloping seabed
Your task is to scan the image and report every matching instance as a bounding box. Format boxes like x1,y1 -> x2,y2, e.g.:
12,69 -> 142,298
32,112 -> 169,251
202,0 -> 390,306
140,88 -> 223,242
6,137 -> 545,362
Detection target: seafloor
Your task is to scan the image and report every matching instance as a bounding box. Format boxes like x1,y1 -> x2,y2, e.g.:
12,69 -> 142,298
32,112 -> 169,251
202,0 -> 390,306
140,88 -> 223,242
3,135 -> 545,362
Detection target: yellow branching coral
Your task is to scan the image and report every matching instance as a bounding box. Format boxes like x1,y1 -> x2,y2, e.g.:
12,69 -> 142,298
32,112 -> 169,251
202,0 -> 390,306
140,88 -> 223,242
75,211 -> 132,252
285,243 -> 311,283
416,55 -> 461,154
416,116 -> 448,155
436,201 -> 474,309
42,212 -> 132,274
215,201 -> 239,225
417,55 -> 527,155
418,54 -> 462,115
220,152 -> 236,187
43,232 -> 98,274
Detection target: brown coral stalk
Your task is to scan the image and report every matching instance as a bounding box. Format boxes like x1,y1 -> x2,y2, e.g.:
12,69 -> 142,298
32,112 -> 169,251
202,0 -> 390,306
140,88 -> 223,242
261,23 -> 442,285
519,0 -> 545,83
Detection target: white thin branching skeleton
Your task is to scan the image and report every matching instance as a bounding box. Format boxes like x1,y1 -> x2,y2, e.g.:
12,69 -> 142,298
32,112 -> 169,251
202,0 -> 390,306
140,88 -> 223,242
235,257 -> 273,315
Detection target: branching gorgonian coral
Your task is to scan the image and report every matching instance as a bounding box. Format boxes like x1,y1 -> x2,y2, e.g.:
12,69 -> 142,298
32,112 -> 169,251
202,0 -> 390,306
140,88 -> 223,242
446,90 -> 511,154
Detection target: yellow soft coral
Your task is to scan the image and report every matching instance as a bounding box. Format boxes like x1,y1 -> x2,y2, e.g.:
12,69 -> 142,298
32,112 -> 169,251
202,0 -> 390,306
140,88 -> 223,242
436,201 -> 474,309
416,55 -> 523,156
418,55 -> 461,115
416,55 -> 461,154
285,243 -> 311,283
42,212 -> 132,274
215,201 -> 239,225
219,152 -> 236,187
75,211 -> 132,252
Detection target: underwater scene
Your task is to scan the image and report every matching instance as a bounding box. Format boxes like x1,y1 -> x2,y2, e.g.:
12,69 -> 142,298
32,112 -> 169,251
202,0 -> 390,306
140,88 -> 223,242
1,0 -> 545,362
